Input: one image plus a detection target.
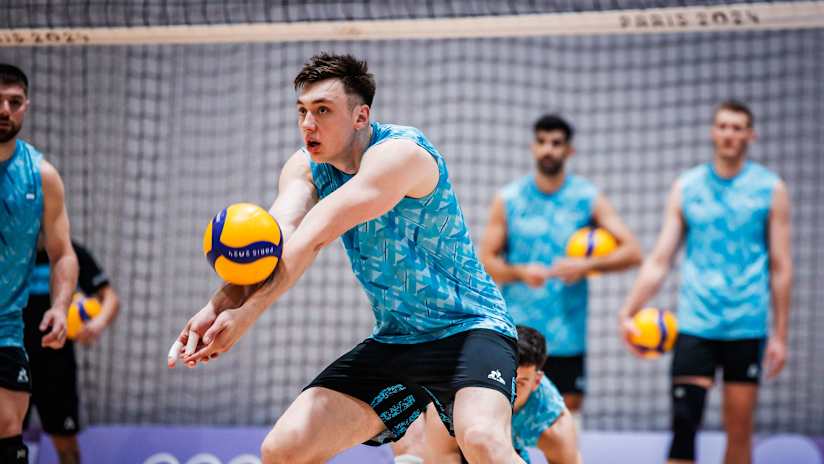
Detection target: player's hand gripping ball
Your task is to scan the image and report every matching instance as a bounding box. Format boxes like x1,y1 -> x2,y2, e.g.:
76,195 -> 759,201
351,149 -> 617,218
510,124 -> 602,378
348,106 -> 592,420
566,226 -> 618,258
629,307 -> 678,359
203,203 -> 283,285
66,292 -> 102,340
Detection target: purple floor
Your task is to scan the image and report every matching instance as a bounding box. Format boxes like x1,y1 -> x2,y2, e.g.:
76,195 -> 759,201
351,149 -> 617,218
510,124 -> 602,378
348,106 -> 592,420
29,426 -> 824,464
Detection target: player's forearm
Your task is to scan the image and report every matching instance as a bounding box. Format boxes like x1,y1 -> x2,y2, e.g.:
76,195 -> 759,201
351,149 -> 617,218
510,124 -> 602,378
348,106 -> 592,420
97,287 -> 120,327
481,254 -> 521,284
209,282 -> 260,313
619,256 -> 668,318
49,252 -> 79,311
770,259 -> 793,342
242,234 -> 321,317
588,240 -> 643,274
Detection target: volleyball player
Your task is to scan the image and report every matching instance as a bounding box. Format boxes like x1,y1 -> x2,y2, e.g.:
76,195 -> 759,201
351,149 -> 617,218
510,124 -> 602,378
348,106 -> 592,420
479,114 -> 641,424
0,63 -> 78,464
423,325 -> 581,464
24,239 -> 119,464
619,100 -> 793,464
169,53 -> 524,464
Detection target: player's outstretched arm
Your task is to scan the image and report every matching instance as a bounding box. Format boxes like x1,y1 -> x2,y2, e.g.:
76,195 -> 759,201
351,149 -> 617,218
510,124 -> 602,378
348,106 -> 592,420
39,160 -> 78,349
169,150 -> 318,367
178,140 -> 437,367
618,180 -> 684,355
765,180 -> 792,378
535,409 -> 582,464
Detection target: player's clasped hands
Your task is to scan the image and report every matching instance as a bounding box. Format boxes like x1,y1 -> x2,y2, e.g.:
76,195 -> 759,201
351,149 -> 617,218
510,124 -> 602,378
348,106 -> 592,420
516,263 -> 553,288
167,302 -> 257,369
545,257 -> 590,284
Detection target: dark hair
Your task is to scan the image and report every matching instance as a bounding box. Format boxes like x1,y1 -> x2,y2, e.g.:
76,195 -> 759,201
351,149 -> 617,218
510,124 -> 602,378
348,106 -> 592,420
517,325 -> 547,368
534,114 -> 574,142
0,64 -> 28,95
715,99 -> 754,128
294,53 -> 376,107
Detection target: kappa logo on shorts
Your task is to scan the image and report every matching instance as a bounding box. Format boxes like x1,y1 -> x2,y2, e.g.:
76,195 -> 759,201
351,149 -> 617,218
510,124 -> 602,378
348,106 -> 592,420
747,363 -> 760,378
487,369 -> 505,385
64,417 -> 76,431
17,367 -> 28,384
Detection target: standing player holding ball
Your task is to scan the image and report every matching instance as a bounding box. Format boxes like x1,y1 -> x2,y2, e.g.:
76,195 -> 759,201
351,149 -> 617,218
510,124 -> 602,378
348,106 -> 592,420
619,100 -> 793,464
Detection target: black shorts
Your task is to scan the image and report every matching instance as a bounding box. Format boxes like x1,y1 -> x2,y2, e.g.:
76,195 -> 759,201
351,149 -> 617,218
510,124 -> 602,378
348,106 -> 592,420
542,354 -> 585,395
0,346 -> 32,392
306,328 -> 518,445
22,341 -> 80,435
671,333 -> 765,384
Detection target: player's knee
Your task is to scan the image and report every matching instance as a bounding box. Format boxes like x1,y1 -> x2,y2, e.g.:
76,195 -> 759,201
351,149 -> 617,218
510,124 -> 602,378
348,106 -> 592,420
458,424 -> 509,460
669,383 -> 707,461
260,427 -> 313,464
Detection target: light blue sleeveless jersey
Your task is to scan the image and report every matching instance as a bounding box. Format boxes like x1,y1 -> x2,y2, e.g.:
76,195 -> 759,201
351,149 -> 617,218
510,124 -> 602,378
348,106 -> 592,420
500,175 -> 597,356
512,376 -> 566,462
678,161 -> 779,340
0,140 -> 44,348
307,122 -> 516,344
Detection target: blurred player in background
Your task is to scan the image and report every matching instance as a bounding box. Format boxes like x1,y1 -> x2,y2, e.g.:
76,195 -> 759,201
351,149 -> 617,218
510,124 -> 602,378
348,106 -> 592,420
0,63 -> 77,464
24,239 -> 119,464
480,114 -> 641,426
619,100 -> 793,464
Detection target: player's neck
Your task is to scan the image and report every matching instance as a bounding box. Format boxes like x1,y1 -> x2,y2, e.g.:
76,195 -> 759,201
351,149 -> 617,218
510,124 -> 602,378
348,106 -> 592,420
534,170 -> 566,193
712,153 -> 747,179
330,125 -> 373,175
0,138 -> 16,162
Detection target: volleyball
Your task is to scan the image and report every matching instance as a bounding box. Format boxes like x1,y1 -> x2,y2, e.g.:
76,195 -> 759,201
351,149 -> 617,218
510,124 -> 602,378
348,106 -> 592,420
629,308 -> 678,359
566,227 -> 618,258
203,203 -> 283,285
66,292 -> 102,340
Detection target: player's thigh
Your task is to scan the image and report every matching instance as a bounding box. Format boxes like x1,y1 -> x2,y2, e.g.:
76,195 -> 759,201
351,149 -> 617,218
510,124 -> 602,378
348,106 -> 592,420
0,387 -> 29,436
537,409 -> 580,464
453,386 -> 512,443
671,334 -> 716,388
265,386 -> 385,455
422,404 -> 462,464
29,347 -> 80,436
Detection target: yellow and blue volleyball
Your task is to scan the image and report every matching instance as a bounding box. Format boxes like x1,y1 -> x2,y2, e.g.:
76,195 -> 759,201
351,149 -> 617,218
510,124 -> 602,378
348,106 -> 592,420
629,307 -> 678,359
566,226 -> 618,258
67,292 -> 102,340
203,203 -> 283,285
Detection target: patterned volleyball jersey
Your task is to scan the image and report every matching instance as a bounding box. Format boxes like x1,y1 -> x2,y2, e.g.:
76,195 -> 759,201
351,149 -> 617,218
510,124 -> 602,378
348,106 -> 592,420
0,140 -> 44,348
307,122 -> 516,344
678,161 -> 779,340
500,174 -> 598,355
512,376 -> 566,460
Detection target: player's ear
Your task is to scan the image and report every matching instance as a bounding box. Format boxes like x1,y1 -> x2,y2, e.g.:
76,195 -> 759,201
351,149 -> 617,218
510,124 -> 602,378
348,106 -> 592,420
353,103 -> 370,130
534,369 -> 544,390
